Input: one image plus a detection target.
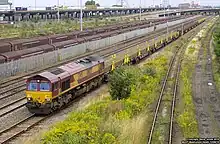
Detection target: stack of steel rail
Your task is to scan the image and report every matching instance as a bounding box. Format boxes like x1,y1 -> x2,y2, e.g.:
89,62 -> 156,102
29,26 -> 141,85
0,16 -> 187,63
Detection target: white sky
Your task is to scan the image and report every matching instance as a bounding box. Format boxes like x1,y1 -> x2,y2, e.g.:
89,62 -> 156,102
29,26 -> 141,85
2,0 -> 220,8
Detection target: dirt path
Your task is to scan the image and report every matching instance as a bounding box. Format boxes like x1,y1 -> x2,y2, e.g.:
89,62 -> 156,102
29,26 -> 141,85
192,26 -> 220,137
205,39 -> 220,135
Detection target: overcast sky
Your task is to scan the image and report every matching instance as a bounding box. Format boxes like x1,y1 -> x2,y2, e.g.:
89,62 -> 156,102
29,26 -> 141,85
8,0 -> 220,8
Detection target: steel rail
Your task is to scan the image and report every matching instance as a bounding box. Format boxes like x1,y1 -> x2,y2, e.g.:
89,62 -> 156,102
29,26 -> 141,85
147,19 -> 207,144
0,16 -> 199,88
0,17 -> 205,144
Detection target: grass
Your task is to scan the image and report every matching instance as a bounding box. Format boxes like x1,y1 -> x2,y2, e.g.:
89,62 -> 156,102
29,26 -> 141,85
177,58 -> 199,138
0,17 -> 135,39
117,112 -> 149,144
212,52 -> 220,92
212,19 -> 220,92
210,19 -> 220,136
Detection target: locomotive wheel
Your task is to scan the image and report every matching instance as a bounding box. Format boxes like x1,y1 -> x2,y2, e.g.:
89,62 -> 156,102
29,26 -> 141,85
97,77 -> 102,87
52,101 -> 59,111
57,97 -> 64,109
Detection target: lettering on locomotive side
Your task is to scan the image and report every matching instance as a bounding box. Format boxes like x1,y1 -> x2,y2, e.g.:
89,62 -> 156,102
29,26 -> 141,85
82,70 -> 88,77
71,74 -> 79,87
92,65 -> 99,73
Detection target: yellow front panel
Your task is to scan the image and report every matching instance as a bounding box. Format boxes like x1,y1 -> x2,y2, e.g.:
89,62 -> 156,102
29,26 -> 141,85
26,91 -> 52,104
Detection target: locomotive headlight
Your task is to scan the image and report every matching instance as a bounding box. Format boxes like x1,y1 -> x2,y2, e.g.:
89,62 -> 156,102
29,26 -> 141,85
45,96 -> 51,101
27,94 -> 32,101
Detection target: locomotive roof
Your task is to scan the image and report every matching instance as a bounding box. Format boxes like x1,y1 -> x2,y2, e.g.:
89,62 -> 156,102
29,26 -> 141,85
36,71 -> 59,83
29,56 -> 104,83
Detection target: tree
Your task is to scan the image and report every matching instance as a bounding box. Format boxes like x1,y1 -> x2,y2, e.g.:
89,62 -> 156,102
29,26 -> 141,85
109,66 -> 138,100
85,0 -> 96,6
85,0 -> 99,10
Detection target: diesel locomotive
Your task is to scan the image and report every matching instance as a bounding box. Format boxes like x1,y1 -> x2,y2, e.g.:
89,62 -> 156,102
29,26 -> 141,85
26,56 -> 105,114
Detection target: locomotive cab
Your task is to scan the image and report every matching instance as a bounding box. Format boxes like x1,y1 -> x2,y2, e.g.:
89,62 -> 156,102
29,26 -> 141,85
26,76 -> 52,105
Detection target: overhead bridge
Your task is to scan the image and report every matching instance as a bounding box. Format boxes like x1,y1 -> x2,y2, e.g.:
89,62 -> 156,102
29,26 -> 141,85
159,8 -> 220,17
0,7 -> 177,21
0,8 -> 219,22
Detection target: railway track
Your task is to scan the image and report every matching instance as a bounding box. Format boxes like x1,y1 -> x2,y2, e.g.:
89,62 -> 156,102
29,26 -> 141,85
0,113 -> 44,144
0,17 -> 205,144
0,19 -> 196,106
0,28 -> 171,117
0,86 -> 102,144
0,16 -> 199,88
147,26 -> 200,144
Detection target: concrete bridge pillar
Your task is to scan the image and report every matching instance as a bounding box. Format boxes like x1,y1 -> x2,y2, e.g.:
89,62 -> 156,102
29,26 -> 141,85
12,16 -> 15,21
0,15 -> 3,21
21,15 -> 25,21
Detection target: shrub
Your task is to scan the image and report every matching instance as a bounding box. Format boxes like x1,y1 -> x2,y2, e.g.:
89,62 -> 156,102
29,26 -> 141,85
109,66 -> 139,100
101,133 -> 116,144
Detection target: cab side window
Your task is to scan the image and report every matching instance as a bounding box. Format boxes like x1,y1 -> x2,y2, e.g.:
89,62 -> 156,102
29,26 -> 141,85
52,82 -> 58,91
61,79 -> 70,92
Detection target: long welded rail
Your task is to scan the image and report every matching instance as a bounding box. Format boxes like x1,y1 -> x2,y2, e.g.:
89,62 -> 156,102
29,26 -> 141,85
147,48 -> 179,144
168,55 -> 182,144
0,24 -> 180,118
0,17 -> 203,124
0,17 -> 205,144
0,16 -> 201,89
0,16 -> 186,88
147,27 -> 200,144
0,19 -> 198,100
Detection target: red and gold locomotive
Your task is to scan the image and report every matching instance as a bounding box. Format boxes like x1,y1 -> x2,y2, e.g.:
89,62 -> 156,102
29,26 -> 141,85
25,56 -> 105,114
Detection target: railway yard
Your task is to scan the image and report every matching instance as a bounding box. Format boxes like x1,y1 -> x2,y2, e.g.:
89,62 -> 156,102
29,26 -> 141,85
0,8 -> 220,144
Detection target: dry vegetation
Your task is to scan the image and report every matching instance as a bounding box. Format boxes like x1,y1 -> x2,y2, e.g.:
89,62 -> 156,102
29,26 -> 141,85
0,17 -> 133,39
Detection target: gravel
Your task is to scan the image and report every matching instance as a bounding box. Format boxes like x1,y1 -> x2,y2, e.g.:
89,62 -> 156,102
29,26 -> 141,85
0,92 -> 25,109
0,106 -> 33,132
192,33 -> 220,137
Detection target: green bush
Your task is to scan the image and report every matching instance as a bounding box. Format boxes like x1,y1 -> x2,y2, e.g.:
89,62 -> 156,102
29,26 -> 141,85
101,133 -> 116,144
109,66 -> 139,100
